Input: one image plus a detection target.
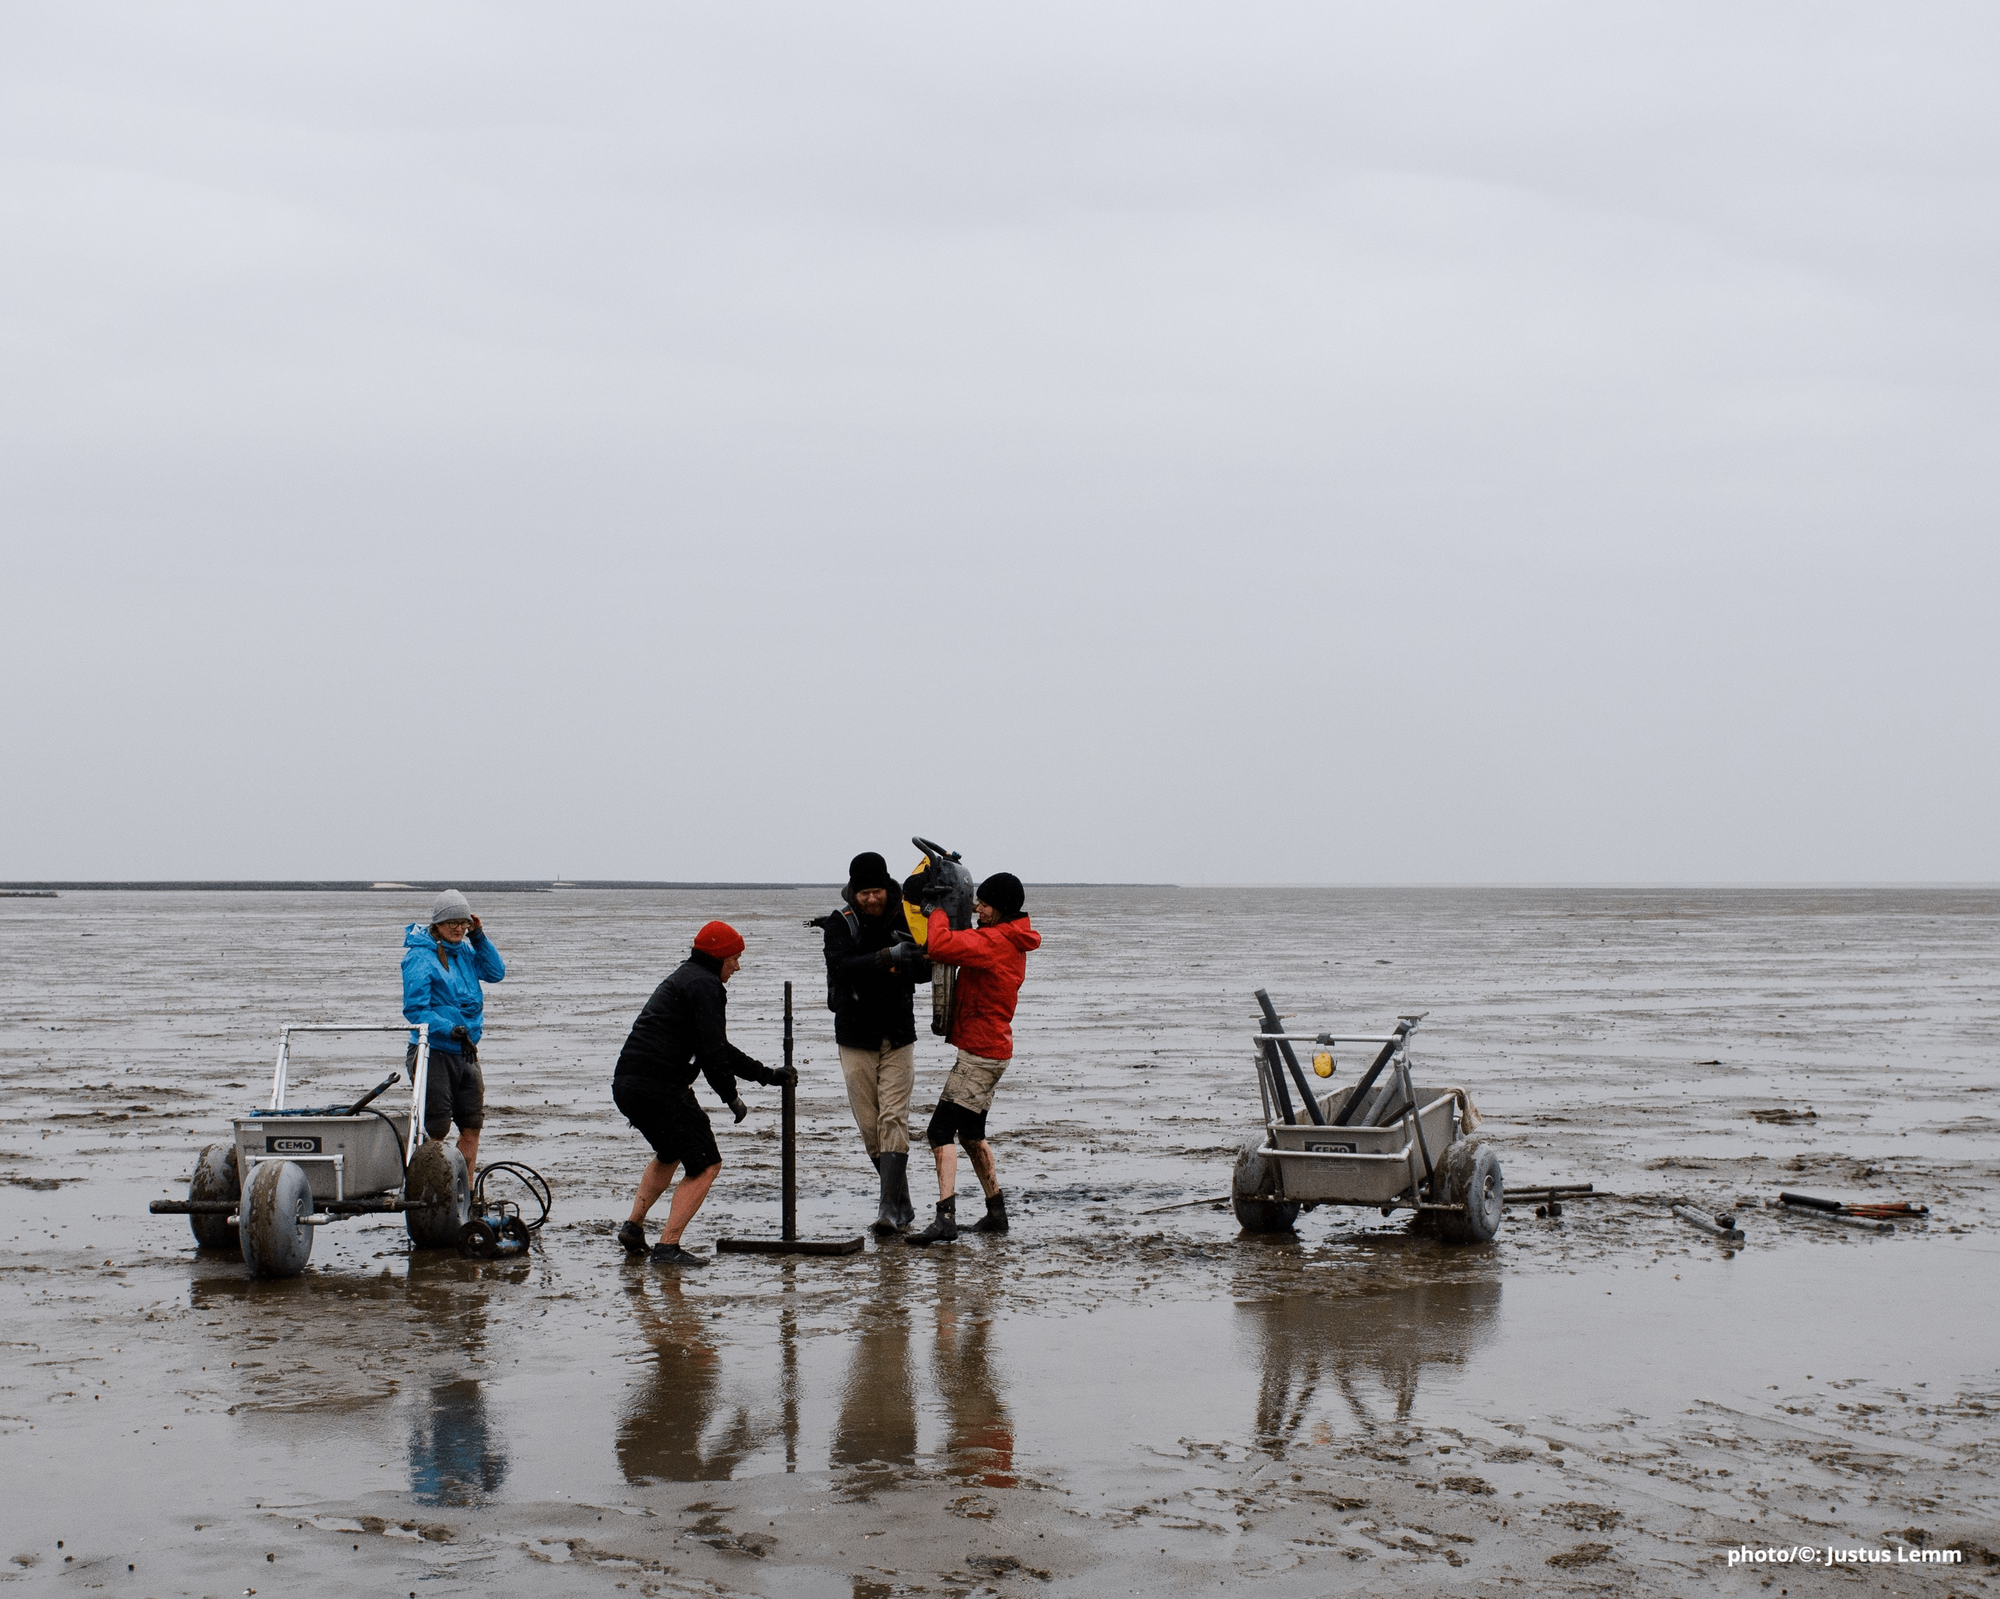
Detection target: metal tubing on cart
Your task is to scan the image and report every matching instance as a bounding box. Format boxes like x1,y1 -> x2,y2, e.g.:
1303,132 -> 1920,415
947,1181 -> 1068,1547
1254,991 -> 1326,1125
1401,1060 -> 1436,1192
1331,1022 -> 1411,1128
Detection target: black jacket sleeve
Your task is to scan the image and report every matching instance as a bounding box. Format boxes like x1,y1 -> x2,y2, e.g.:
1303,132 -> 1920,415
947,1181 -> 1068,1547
689,977 -> 776,1104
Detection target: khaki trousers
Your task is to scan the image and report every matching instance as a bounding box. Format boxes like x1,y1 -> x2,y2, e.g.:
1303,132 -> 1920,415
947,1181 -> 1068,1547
838,1042 -> 915,1157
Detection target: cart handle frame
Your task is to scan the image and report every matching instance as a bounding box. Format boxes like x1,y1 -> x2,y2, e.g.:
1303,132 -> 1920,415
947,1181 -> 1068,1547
269,1022 -> 429,1167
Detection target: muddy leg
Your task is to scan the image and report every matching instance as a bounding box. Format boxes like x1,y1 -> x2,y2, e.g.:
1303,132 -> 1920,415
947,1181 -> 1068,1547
965,1138 -> 999,1198
629,1158 -> 678,1224
659,1162 -> 720,1245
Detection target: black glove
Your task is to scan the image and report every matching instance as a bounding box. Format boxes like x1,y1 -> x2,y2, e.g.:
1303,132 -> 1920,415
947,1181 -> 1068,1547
729,1097 -> 748,1123
777,1066 -> 798,1088
449,1025 -> 470,1046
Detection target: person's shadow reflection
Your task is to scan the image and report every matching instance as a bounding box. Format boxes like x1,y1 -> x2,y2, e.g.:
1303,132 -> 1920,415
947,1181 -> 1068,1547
406,1275 -> 510,1506
409,1375 -> 509,1504
617,1274 -> 774,1483
831,1259 -> 918,1493
931,1254 -> 1014,1489
1241,1267 -> 1501,1456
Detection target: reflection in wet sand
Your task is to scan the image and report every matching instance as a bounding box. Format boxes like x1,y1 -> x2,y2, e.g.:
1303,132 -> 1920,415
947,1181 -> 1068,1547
406,1267 -> 515,1505
617,1272 -> 787,1483
1239,1256 -> 1501,1453
931,1255 -> 1014,1488
831,1262 -> 917,1484
409,1376 -> 507,1504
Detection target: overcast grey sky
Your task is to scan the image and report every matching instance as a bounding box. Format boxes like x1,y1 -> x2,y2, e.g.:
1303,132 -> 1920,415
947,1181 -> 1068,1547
3,4 -> 1995,883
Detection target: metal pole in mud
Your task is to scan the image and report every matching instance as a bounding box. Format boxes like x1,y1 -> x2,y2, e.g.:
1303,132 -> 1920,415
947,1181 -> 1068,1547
715,985 -> 862,1257
782,981 -> 796,1245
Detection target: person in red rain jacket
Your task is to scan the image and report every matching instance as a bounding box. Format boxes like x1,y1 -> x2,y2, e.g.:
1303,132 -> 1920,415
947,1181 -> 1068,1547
906,871 -> 1041,1246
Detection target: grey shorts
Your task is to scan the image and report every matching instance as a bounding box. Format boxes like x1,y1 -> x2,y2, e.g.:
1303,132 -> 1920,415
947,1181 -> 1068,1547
407,1041 -> 484,1138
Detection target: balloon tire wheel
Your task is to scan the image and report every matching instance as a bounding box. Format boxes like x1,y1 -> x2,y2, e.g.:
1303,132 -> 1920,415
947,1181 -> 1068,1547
188,1141 -> 242,1252
1231,1139 -> 1301,1234
239,1159 -> 315,1278
405,1141 -> 472,1248
1434,1139 -> 1504,1245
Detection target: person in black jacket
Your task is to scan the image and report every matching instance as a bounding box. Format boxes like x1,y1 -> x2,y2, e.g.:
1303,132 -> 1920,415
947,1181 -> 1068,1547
611,920 -> 792,1267
813,852 -> 931,1236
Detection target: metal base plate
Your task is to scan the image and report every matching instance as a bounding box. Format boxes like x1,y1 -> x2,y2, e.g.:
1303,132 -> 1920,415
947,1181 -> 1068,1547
715,1236 -> 865,1256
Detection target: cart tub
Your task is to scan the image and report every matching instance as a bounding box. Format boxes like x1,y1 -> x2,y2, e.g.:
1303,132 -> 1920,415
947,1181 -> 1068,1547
1263,1086 -> 1459,1205
234,1112 -> 411,1203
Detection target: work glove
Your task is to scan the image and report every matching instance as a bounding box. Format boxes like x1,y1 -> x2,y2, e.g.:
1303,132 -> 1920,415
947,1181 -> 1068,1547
729,1097 -> 749,1124
449,1025 -> 470,1046
777,1066 -> 798,1088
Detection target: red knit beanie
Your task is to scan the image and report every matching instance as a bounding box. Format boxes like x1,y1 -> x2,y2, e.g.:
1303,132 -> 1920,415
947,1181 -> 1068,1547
693,920 -> 745,960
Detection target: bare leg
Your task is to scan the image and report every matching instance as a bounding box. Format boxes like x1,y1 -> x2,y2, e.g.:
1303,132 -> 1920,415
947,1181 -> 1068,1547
659,1161 -> 721,1245
457,1128 -> 481,1173
629,1158 -> 678,1224
965,1139 -> 999,1198
933,1141 -> 956,1201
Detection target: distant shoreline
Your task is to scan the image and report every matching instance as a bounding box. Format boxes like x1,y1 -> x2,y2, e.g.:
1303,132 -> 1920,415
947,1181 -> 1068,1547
0,880 -> 1176,892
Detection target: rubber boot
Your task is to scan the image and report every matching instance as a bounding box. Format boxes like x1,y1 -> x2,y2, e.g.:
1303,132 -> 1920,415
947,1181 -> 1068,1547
889,1153 -> 916,1230
906,1196 -> 958,1247
872,1152 -> 908,1236
973,1190 -> 1009,1233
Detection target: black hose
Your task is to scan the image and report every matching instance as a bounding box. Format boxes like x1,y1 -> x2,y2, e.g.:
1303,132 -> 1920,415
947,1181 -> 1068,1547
471,1160 -> 552,1231
357,1107 -> 409,1188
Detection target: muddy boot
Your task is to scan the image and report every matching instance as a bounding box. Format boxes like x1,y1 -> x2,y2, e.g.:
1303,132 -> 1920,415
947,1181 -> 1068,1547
973,1190 -> 1009,1233
889,1153 -> 916,1229
872,1152 -> 909,1236
616,1220 -> 648,1256
905,1196 -> 958,1247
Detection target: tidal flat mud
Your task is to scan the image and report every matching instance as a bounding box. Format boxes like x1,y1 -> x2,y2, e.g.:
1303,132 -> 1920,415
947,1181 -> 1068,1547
2,885 -> 1997,1595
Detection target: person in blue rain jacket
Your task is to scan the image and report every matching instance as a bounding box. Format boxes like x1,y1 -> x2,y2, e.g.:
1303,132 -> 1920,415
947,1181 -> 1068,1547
402,888 -> 506,1170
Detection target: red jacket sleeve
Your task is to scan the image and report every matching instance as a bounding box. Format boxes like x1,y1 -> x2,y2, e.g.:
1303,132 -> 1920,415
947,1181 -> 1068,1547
925,911 -> 1007,971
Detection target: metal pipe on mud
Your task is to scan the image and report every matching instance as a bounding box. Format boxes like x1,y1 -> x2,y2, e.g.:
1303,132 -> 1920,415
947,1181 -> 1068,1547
1672,1204 -> 1745,1243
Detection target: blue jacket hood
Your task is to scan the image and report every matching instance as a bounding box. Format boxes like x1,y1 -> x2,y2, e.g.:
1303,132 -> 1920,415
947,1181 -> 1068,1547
402,923 -> 505,1049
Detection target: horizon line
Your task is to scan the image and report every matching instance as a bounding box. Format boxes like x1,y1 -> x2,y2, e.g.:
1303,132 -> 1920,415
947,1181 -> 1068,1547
3,879 -> 1996,894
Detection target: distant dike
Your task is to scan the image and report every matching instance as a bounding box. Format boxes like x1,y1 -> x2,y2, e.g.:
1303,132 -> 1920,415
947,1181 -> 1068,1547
0,880 -> 811,892
0,880 -> 1167,892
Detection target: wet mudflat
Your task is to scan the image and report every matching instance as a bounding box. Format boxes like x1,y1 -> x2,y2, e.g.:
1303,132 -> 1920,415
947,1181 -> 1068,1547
2,885 -> 1996,1596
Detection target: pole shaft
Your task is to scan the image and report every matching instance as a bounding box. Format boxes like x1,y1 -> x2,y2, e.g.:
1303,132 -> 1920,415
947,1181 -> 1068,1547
782,980 -> 796,1242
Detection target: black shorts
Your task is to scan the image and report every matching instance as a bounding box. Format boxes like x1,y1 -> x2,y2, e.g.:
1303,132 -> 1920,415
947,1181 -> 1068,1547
613,1076 -> 721,1178
925,1097 -> 989,1148
408,1042 -> 483,1138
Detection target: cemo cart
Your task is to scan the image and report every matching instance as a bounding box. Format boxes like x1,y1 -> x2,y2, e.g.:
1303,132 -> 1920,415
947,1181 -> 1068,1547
148,1023 -> 477,1277
1231,991 -> 1503,1244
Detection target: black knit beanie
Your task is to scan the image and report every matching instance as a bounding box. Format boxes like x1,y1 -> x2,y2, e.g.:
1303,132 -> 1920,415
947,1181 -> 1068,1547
845,852 -> 900,900
976,872 -> 1026,920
